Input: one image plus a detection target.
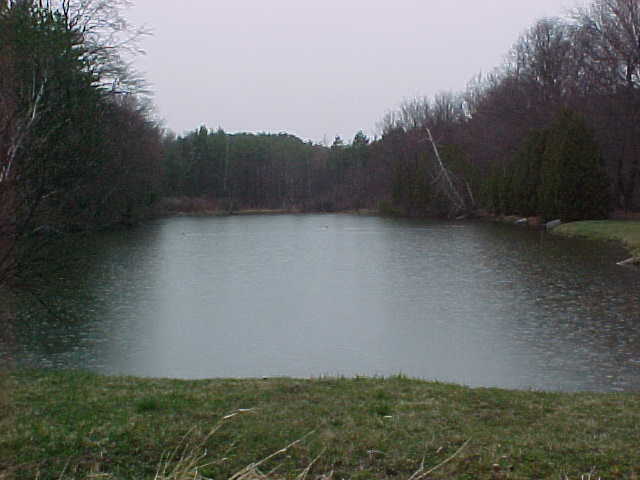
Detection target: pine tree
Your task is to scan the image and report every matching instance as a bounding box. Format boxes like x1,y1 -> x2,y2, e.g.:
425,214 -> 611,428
538,109 -> 609,221
512,129 -> 546,216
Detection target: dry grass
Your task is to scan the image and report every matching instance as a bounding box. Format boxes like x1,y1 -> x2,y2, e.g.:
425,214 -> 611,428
150,410 -> 317,480
42,419 -> 468,480
157,197 -> 306,217
159,197 -> 220,215
43,411 -> 323,480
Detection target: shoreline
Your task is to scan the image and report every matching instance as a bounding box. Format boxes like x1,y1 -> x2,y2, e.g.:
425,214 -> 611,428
552,220 -> 640,265
481,214 -> 640,265
163,208 -> 380,217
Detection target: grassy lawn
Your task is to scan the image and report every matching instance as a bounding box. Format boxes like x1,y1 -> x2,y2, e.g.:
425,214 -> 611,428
554,220 -> 640,258
2,370 -> 640,479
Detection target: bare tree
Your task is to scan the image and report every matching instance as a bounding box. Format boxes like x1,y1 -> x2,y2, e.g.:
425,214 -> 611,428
507,18 -> 580,105
573,0 -> 640,90
572,0 -> 640,209
63,0 -> 149,93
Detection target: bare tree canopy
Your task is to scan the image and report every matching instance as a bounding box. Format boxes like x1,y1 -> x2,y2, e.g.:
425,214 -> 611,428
573,0 -> 640,90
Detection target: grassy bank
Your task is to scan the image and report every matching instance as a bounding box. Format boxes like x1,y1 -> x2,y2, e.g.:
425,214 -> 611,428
553,220 -> 640,258
3,371 -> 640,479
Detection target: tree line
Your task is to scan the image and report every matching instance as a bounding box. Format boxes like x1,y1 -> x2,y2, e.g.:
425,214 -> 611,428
3,0 -> 640,291
160,127 -> 391,213
163,1 -> 640,222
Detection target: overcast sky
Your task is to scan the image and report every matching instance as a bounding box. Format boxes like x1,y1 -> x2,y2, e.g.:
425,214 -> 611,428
128,0 -> 580,144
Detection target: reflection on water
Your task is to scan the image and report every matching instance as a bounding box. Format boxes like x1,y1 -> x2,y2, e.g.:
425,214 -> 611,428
7,215 -> 640,391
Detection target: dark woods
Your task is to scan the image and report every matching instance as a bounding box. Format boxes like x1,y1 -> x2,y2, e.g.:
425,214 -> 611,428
0,0 -> 161,288
375,0 -> 640,222
160,128 -> 387,214
2,0 -> 640,291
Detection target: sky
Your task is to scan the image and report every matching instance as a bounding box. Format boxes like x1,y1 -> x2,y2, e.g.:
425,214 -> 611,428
127,0 -> 580,144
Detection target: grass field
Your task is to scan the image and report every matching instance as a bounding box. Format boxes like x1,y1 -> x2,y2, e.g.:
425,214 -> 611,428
554,220 -> 640,258
3,370 -> 640,479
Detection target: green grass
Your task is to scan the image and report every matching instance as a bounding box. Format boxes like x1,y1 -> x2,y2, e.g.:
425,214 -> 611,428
554,220 -> 640,258
3,370 -> 640,479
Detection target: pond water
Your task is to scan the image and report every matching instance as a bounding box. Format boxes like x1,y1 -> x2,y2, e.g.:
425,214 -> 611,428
4,214 -> 640,391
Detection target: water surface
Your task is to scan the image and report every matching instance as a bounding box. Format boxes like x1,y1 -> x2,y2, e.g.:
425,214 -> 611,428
6,214 -> 640,391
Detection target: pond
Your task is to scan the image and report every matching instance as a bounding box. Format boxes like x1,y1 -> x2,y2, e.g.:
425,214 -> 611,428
4,214 -> 640,391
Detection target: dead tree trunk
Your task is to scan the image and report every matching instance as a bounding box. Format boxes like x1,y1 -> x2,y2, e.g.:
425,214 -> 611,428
425,127 -> 468,218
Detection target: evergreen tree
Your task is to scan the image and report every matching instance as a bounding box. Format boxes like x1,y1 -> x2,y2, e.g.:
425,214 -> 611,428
538,109 -> 609,221
511,129 -> 546,216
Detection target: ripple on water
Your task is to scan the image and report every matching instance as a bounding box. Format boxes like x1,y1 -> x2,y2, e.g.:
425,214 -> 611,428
12,215 -> 640,392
